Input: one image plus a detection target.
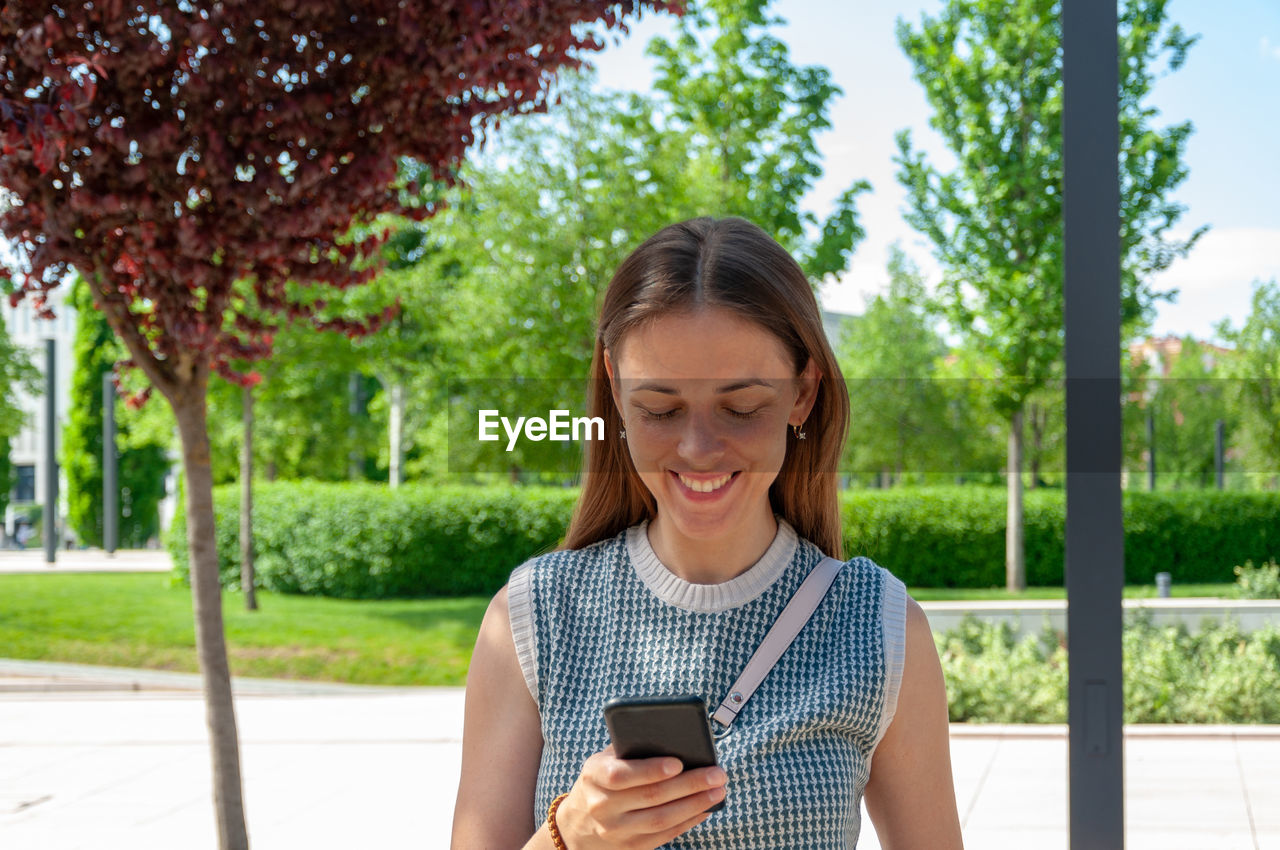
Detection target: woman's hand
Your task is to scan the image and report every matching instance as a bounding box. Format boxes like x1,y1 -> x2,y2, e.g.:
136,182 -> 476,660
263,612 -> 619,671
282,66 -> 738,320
554,744 -> 727,850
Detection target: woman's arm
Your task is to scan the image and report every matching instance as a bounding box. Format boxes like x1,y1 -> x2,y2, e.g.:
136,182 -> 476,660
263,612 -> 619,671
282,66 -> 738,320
863,597 -> 964,850
450,584 -> 552,848
450,584 -> 726,849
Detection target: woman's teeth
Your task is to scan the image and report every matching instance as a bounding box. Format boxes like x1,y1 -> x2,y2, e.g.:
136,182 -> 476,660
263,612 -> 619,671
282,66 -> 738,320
678,472 -> 733,493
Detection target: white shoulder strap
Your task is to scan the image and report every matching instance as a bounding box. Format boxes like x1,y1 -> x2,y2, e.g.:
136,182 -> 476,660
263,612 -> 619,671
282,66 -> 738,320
711,556 -> 844,730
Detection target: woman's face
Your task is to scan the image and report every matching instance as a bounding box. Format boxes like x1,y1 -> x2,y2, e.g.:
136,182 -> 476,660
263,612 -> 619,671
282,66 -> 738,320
604,307 -> 819,544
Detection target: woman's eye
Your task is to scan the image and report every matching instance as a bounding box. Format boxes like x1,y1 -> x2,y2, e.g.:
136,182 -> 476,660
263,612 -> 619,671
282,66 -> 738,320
639,408 -> 678,421
728,408 -> 761,420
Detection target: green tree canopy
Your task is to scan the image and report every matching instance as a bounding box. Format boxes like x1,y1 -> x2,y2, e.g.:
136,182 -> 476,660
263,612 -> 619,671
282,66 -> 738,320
1217,280 -> 1280,483
894,0 -> 1205,586
647,0 -> 870,280
381,0 -> 872,478
837,246 -> 964,484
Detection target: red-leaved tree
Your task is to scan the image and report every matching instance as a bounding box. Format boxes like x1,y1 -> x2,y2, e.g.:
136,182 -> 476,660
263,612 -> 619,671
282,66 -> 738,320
0,3 -> 676,848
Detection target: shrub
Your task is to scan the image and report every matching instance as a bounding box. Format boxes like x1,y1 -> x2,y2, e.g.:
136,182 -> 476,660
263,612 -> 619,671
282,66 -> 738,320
841,487 -> 1064,587
844,487 -> 1279,588
936,617 -> 1067,723
1233,559 -> 1280,599
167,482 -> 578,598
1123,490 -> 1280,584
167,483 -> 1280,597
940,614 -> 1280,723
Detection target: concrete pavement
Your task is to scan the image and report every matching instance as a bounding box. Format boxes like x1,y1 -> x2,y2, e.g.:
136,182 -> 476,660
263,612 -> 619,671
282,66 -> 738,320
2,660 -> 1278,849
0,548 -> 171,574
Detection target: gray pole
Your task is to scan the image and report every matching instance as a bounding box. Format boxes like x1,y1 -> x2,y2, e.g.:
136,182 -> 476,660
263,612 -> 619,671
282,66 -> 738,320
103,372 -> 118,554
1063,0 -> 1125,846
44,339 -> 57,563
1146,409 -> 1156,491
348,372 -> 361,480
1215,419 -> 1225,490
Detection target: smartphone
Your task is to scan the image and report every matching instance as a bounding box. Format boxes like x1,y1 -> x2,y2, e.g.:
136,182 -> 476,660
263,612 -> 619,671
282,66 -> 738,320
603,695 -> 725,812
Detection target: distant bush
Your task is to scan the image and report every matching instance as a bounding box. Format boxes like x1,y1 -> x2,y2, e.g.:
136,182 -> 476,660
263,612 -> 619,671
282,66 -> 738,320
1234,559 -> 1280,599
840,488 -> 1066,587
939,615 -> 1280,723
843,487 -> 1280,588
166,483 -> 1280,597
167,482 -> 577,598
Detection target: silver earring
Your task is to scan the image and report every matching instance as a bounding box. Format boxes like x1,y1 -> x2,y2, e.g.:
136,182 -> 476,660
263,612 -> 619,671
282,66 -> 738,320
792,423 -> 806,440
619,428 -> 627,440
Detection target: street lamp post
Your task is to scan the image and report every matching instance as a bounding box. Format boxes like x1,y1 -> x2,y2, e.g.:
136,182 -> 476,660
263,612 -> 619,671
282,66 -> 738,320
43,338 -> 57,563
104,372 -> 118,554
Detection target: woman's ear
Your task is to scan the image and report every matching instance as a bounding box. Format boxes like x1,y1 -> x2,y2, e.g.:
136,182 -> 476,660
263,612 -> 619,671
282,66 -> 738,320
790,358 -> 822,426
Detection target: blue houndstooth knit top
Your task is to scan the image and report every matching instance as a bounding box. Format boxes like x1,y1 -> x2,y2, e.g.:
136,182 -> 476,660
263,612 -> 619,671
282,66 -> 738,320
507,517 -> 908,849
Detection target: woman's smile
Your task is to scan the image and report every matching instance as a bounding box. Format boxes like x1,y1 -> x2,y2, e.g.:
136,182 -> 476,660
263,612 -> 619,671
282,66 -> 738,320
671,469 -> 740,498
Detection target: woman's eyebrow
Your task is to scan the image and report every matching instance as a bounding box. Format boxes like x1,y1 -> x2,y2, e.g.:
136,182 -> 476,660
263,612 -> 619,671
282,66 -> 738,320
630,379 -> 776,394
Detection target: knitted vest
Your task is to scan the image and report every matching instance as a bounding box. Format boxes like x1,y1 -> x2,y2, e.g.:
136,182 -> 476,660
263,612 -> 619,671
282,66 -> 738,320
507,518 -> 907,849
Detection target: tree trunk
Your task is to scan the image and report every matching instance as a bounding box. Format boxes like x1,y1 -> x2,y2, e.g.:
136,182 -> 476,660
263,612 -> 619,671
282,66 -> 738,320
388,381 -> 404,488
1028,401 -> 1044,489
1006,407 -> 1026,592
172,385 -> 250,850
240,385 -> 257,612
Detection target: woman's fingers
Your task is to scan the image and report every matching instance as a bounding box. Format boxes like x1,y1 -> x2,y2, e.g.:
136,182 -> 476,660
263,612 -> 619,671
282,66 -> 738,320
560,747 -> 729,849
640,806 -> 718,848
620,778 -> 726,834
588,748 -> 683,792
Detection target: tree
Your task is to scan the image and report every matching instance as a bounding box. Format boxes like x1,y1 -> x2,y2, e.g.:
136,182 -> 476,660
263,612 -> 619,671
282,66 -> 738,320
399,77 -> 706,478
836,246 -> 960,485
1217,280 -> 1280,487
647,0 -> 870,280
895,0 -> 1205,589
0,4 -> 673,847
63,275 -> 170,548
204,318 -> 379,484
1144,337 -> 1235,488
395,0 -> 872,479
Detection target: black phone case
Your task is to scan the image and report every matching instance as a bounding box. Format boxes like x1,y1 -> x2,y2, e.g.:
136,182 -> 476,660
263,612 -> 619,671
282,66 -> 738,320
603,695 -> 724,812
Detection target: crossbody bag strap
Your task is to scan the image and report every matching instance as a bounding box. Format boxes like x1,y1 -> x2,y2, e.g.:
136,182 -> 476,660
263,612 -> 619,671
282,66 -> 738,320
711,555 -> 844,730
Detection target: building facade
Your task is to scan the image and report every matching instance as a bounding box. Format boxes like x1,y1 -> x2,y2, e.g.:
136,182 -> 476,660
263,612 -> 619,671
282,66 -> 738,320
2,282 -> 76,542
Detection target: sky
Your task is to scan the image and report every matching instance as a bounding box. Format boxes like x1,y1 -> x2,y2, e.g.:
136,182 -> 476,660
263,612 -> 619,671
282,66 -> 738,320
586,0 -> 1280,342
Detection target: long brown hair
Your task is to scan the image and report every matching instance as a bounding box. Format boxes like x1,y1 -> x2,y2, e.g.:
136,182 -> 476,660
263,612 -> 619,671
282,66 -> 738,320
562,217 -> 849,557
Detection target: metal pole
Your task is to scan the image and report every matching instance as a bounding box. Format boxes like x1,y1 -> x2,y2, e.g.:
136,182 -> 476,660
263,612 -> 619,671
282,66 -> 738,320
44,339 -> 57,563
348,372 -> 361,480
103,372 -> 118,554
1215,419 -> 1225,490
1063,0 -> 1125,847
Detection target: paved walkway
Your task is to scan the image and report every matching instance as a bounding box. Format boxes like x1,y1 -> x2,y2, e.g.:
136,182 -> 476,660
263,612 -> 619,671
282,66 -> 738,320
2,660 -> 1277,849
0,548 -> 171,574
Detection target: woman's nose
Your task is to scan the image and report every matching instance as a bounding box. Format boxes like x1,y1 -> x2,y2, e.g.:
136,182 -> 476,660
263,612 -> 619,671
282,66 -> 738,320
676,411 -> 726,464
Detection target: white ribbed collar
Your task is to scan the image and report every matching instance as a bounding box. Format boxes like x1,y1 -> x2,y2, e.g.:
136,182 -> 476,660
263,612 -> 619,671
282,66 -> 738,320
625,517 -> 798,613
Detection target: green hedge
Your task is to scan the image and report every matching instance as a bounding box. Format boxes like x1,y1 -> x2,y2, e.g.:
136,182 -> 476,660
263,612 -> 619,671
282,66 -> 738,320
167,482 -> 577,598
168,483 -> 1280,598
843,488 -> 1280,587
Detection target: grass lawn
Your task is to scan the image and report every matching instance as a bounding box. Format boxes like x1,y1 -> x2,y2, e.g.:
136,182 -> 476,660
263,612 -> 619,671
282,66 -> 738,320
0,572 -> 487,686
0,573 -> 1237,686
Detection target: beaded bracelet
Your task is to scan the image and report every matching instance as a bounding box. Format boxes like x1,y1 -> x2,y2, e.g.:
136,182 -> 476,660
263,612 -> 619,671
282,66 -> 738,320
546,792 -> 571,850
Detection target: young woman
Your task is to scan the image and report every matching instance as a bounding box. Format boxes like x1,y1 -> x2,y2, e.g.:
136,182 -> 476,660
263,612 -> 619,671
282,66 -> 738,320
451,217 -> 963,849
